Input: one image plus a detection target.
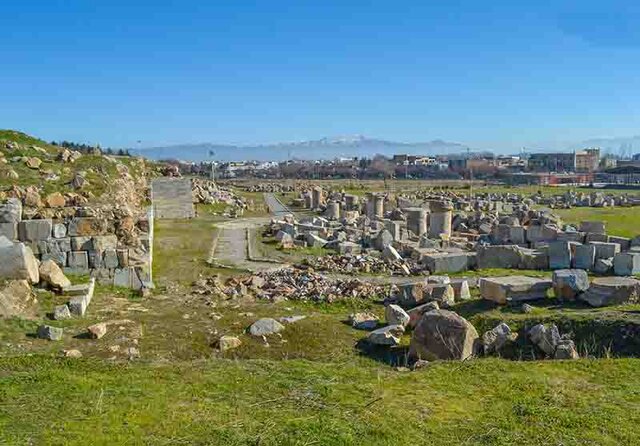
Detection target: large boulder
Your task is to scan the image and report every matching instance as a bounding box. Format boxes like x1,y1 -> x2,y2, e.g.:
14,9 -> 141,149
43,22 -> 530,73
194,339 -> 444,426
579,277 -> 640,307
552,269 -> 589,300
480,276 -> 552,304
409,310 -> 479,360
39,260 -> 71,291
0,241 -> 39,284
249,318 -> 285,336
0,280 -> 37,318
384,304 -> 410,327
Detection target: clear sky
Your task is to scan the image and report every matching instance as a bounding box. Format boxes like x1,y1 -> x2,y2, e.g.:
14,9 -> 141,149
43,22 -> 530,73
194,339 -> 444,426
1,0 -> 640,151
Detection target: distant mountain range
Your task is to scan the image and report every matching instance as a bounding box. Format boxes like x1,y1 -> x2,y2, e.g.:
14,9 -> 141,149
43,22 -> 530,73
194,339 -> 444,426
130,134 -> 640,162
130,135 -> 469,162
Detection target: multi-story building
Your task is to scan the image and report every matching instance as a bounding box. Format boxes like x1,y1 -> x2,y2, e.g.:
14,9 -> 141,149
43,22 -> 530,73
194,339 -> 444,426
528,152 -> 575,172
575,148 -> 600,172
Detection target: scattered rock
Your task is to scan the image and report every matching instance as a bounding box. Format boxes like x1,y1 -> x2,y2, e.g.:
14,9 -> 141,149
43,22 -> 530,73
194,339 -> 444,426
37,325 -> 63,341
249,318 -> 285,336
87,323 -> 108,339
481,322 -> 517,355
348,312 -> 379,330
62,349 -> 83,358
528,323 -> 560,356
218,335 -> 242,351
53,304 -> 71,320
385,304 -> 410,327
367,324 -> 405,345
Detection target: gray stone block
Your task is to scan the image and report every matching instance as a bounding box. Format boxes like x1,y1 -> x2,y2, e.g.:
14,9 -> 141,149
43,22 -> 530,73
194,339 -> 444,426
103,249 -> 119,268
71,236 -> 93,251
548,241 -> 572,269
613,252 -> 640,276
68,251 -> 89,269
573,244 -> 596,270
91,235 -> 118,251
0,222 -> 17,240
588,241 -> 620,260
17,219 -> 52,242
0,198 -> 22,223
88,250 -> 103,268
52,223 -> 67,239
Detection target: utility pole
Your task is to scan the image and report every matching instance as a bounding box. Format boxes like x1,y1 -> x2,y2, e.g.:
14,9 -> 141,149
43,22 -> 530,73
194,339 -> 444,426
209,150 -> 216,182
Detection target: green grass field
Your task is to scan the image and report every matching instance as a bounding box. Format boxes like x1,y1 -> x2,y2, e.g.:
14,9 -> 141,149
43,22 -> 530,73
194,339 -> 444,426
553,206 -> 640,238
1,356 -> 639,445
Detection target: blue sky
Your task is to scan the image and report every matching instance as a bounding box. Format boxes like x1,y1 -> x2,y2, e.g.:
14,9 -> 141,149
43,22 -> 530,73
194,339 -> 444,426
1,0 -> 640,151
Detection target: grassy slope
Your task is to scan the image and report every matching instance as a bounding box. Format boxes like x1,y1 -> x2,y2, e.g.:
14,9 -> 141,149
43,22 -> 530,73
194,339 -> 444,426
0,129 -> 155,199
1,356 -> 639,445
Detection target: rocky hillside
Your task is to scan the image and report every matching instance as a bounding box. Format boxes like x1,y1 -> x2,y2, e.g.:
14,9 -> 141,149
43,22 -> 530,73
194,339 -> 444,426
0,129 -> 163,213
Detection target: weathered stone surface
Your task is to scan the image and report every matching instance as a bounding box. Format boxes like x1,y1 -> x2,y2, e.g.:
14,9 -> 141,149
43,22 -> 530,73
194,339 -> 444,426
103,249 -> 119,268
548,241 -> 572,269
573,244 -> 595,270
613,252 -> 640,276
71,236 -> 92,251
52,223 -> 67,239
406,301 -> 440,328
0,242 -> 39,283
482,322 -> 517,355
476,245 -> 522,269
554,339 -> 579,359
593,257 -> 614,275
385,304 -> 410,327
0,280 -> 37,318
249,318 -> 285,336
0,198 -> 22,223
528,323 -> 560,356
480,276 -> 552,304
0,222 -> 17,240
44,192 -> 66,208
218,335 -> 242,351
37,325 -> 63,341
87,322 -> 107,339
68,251 -> 89,270
367,324 -> 404,346
589,241 -> 620,260
91,235 -> 118,251
579,277 -> 640,307
68,217 -> 104,236
451,279 -> 471,301
422,252 -> 475,273
53,304 -> 71,320
349,312 -> 379,330
409,310 -> 478,360
17,219 -> 52,242
552,269 -> 589,300
39,259 -> 71,290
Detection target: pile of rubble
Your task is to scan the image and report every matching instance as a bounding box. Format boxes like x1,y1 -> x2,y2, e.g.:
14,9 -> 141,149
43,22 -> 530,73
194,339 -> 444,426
193,267 -> 389,303
303,253 -> 417,275
243,183 -> 295,193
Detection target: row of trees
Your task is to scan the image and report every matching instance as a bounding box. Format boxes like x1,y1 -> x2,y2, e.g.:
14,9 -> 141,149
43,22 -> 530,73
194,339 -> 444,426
50,140 -> 132,157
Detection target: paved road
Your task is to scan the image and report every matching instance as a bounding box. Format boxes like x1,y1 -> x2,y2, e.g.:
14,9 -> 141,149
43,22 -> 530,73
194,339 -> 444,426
263,193 -> 293,218
208,194 -> 292,271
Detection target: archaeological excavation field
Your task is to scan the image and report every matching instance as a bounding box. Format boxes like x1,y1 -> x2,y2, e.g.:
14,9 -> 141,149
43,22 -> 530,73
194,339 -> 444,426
2,132 -> 640,445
